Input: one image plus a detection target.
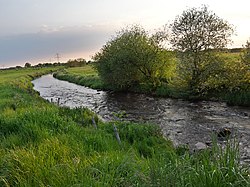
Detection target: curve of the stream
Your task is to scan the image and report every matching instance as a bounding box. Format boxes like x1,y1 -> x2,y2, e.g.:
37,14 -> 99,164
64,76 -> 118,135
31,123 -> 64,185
32,74 -> 250,164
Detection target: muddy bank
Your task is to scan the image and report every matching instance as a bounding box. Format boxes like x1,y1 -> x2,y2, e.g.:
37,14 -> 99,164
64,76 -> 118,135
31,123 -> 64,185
32,74 -> 250,164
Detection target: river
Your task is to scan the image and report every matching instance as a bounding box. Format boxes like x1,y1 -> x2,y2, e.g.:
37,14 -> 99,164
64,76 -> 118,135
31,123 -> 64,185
32,74 -> 250,164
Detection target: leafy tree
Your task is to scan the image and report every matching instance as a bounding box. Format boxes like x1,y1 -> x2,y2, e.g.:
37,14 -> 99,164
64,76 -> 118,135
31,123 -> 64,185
241,40 -> 250,67
170,5 -> 234,94
67,58 -> 86,67
212,40 -> 250,93
24,62 -> 32,68
232,40 -> 250,90
15,66 -> 22,69
93,25 -> 172,90
242,40 -> 250,88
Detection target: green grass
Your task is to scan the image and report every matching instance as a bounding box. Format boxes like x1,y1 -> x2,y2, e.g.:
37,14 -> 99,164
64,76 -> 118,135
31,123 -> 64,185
219,52 -> 242,63
53,65 -> 105,89
65,65 -> 98,76
0,67 -> 249,186
224,90 -> 250,106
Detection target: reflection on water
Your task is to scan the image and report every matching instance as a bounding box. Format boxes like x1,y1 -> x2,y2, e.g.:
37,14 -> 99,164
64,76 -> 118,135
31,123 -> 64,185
32,74 -> 250,163
32,74 -> 106,110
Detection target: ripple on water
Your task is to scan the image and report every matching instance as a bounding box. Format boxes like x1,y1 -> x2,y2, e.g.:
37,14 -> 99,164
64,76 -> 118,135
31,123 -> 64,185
32,74 -> 250,163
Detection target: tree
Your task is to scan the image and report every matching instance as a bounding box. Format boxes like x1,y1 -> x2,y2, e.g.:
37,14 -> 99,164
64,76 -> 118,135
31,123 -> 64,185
24,62 -> 31,68
93,25 -> 172,90
170,5 -> 234,94
66,58 -> 86,67
241,40 -> 250,67
233,40 -> 250,90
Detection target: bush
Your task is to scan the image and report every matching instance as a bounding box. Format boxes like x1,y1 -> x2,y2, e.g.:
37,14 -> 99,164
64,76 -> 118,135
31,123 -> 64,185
93,25 -> 172,90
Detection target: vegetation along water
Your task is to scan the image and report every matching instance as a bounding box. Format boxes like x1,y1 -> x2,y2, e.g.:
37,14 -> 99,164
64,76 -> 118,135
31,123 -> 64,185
55,6 -> 250,106
1,63 -> 250,186
0,5 -> 250,186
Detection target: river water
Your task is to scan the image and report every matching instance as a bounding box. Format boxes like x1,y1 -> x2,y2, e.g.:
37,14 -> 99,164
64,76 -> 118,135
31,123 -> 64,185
32,74 -> 250,164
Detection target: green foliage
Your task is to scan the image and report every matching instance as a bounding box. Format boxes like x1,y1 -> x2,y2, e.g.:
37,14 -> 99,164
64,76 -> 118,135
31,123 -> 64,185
171,5 -> 234,95
56,56 -> 250,105
59,106 -> 99,127
224,90 -> 250,106
24,62 -> 31,68
66,58 -> 87,67
93,25 -> 173,90
54,71 -> 104,90
204,42 -> 250,106
148,139 -> 250,187
241,40 -> 250,65
53,66 -> 105,90
0,60 -> 249,186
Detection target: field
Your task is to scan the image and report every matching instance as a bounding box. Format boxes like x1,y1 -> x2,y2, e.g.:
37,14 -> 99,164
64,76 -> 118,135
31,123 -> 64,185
0,67 -> 249,186
65,65 -> 98,76
54,65 -> 105,89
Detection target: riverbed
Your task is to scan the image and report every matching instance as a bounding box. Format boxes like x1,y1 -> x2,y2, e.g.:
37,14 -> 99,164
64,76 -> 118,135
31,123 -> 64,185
32,74 -> 250,164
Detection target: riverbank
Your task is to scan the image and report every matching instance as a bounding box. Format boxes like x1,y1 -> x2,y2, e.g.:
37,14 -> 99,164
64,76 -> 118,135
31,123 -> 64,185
37,73 -> 250,165
0,68 -> 249,186
54,65 -> 250,106
53,65 -> 106,90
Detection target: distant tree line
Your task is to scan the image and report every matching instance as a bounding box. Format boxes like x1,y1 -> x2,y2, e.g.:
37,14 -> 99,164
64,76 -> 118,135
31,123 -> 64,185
1,58 -> 91,71
66,58 -> 87,67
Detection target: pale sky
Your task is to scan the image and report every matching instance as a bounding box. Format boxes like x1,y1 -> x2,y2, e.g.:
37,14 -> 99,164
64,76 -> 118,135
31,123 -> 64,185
0,0 -> 249,67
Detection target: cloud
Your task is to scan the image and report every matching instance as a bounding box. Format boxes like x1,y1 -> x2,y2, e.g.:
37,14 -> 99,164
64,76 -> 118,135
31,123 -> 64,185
39,25 -> 63,33
0,25 -> 114,67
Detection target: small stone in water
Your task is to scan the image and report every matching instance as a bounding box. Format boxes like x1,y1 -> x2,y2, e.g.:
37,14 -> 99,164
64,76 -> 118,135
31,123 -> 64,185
217,128 -> 231,138
195,142 -> 207,151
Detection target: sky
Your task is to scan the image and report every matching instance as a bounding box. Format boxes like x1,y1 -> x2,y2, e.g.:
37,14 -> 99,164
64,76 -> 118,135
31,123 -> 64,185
0,0 -> 249,67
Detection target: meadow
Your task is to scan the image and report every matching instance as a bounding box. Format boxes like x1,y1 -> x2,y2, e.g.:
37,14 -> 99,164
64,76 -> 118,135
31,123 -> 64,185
0,67 -> 249,186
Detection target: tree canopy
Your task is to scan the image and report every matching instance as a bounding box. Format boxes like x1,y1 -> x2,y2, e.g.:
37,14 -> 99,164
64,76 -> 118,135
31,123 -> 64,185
24,62 -> 32,68
91,6 -> 249,105
170,5 -> 234,94
93,25 -> 173,90
66,58 -> 86,67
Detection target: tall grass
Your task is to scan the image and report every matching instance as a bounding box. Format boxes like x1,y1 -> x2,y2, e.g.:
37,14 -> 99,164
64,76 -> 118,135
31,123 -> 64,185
0,67 -> 249,186
148,138 -> 249,187
224,91 -> 250,107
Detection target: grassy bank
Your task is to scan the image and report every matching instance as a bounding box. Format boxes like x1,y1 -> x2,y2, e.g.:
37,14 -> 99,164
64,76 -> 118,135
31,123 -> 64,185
54,63 -> 250,106
0,67 -> 249,186
53,66 -> 171,94
53,65 -> 105,90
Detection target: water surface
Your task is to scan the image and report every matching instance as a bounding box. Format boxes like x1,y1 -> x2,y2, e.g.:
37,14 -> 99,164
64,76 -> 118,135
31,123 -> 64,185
32,74 -> 250,163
